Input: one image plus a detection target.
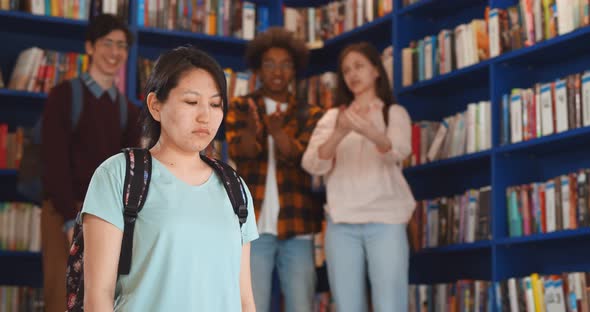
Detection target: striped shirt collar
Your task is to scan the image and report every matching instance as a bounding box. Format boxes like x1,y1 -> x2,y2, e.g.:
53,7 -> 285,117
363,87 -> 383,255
80,72 -> 117,101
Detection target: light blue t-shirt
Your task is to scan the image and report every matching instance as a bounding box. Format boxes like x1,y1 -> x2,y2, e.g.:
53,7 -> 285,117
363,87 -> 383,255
81,153 -> 259,311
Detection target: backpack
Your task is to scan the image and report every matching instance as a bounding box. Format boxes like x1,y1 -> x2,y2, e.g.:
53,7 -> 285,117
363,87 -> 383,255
16,77 -> 128,204
65,148 -> 248,311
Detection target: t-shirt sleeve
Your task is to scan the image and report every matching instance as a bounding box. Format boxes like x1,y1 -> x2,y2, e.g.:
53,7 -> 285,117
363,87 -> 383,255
81,166 -> 125,231
240,179 -> 259,244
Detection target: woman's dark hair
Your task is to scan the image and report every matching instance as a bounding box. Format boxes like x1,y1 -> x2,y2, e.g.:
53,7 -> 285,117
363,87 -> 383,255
140,46 -> 228,148
245,26 -> 309,77
86,13 -> 134,45
335,42 -> 394,124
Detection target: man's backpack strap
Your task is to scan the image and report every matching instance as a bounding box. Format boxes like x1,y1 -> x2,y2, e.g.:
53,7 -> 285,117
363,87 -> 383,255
200,155 -> 248,228
117,91 -> 128,130
118,148 -> 152,275
70,77 -> 83,130
70,77 -> 128,130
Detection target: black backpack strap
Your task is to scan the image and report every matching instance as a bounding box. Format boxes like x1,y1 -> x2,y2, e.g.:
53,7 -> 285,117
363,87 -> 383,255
118,148 -> 152,275
200,155 -> 248,228
72,76 -> 128,130
70,77 -> 83,130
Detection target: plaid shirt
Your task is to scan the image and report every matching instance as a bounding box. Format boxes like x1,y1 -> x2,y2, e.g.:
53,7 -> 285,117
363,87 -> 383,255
226,91 -> 325,240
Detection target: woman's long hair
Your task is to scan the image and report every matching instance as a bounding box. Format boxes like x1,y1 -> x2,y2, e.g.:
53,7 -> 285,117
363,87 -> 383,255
334,42 -> 394,124
139,46 -> 228,149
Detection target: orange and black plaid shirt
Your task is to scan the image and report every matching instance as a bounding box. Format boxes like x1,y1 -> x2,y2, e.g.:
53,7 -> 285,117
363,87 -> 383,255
226,91 -> 325,240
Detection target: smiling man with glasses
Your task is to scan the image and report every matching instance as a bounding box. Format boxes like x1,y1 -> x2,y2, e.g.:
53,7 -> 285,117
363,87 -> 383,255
97,38 -> 129,50
39,13 -> 140,312
226,27 -> 325,312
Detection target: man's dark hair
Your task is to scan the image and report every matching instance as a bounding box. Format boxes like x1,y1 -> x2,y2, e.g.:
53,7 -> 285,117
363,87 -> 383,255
139,46 -> 228,149
245,27 -> 309,77
86,13 -> 134,45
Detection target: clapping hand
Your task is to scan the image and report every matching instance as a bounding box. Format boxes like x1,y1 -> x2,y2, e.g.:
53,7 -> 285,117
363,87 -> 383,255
334,105 -> 353,136
263,102 -> 285,136
344,104 -> 378,139
246,98 -> 262,138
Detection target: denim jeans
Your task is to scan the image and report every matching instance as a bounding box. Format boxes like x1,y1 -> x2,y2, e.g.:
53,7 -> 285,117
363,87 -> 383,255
325,219 -> 409,312
250,234 -> 316,312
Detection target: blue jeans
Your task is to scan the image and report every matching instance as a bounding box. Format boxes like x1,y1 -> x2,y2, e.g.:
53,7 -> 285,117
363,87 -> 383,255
325,219 -> 409,312
251,234 -> 316,312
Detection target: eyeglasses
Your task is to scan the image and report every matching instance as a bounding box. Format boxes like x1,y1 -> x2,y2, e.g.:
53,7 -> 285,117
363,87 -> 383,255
261,61 -> 294,72
98,39 -> 129,50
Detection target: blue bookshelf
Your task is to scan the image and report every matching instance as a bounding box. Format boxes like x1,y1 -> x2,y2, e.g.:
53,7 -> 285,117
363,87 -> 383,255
496,126 -> 590,155
398,60 -> 491,95
411,240 -> 493,284
411,242 -> 493,284
397,0 -> 487,17
0,10 -> 88,33
494,20 -> 590,66
0,89 -> 47,100
306,13 -> 394,75
137,26 -> 249,46
0,169 -> 17,176
136,26 -> 249,66
413,240 -> 492,254
282,0 -> 333,6
394,0 -> 590,308
403,149 -> 492,174
0,251 -> 42,288
0,251 -> 41,258
497,228 -> 590,246
404,149 -> 491,201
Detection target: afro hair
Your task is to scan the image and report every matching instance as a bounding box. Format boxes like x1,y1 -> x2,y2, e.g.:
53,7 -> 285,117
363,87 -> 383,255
245,26 -> 309,76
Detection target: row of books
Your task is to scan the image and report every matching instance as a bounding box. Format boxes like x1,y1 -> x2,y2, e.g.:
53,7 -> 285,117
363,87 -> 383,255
401,17 -> 489,86
137,0 -> 258,40
0,287 -> 43,312
6,47 -> 127,95
411,272 -> 590,312
507,169 -> 590,237
2,0 -> 128,21
0,202 -> 41,253
489,0 -> 590,57
8,47 -> 88,93
283,0 -> 392,48
0,125 -> 23,170
296,72 -> 337,110
401,1 -> 590,87
408,101 -> 492,166
497,272 -> 590,312
294,45 -> 391,111
502,71 -> 590,145
408,186 -> 491,251
409,280 -> 493,312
